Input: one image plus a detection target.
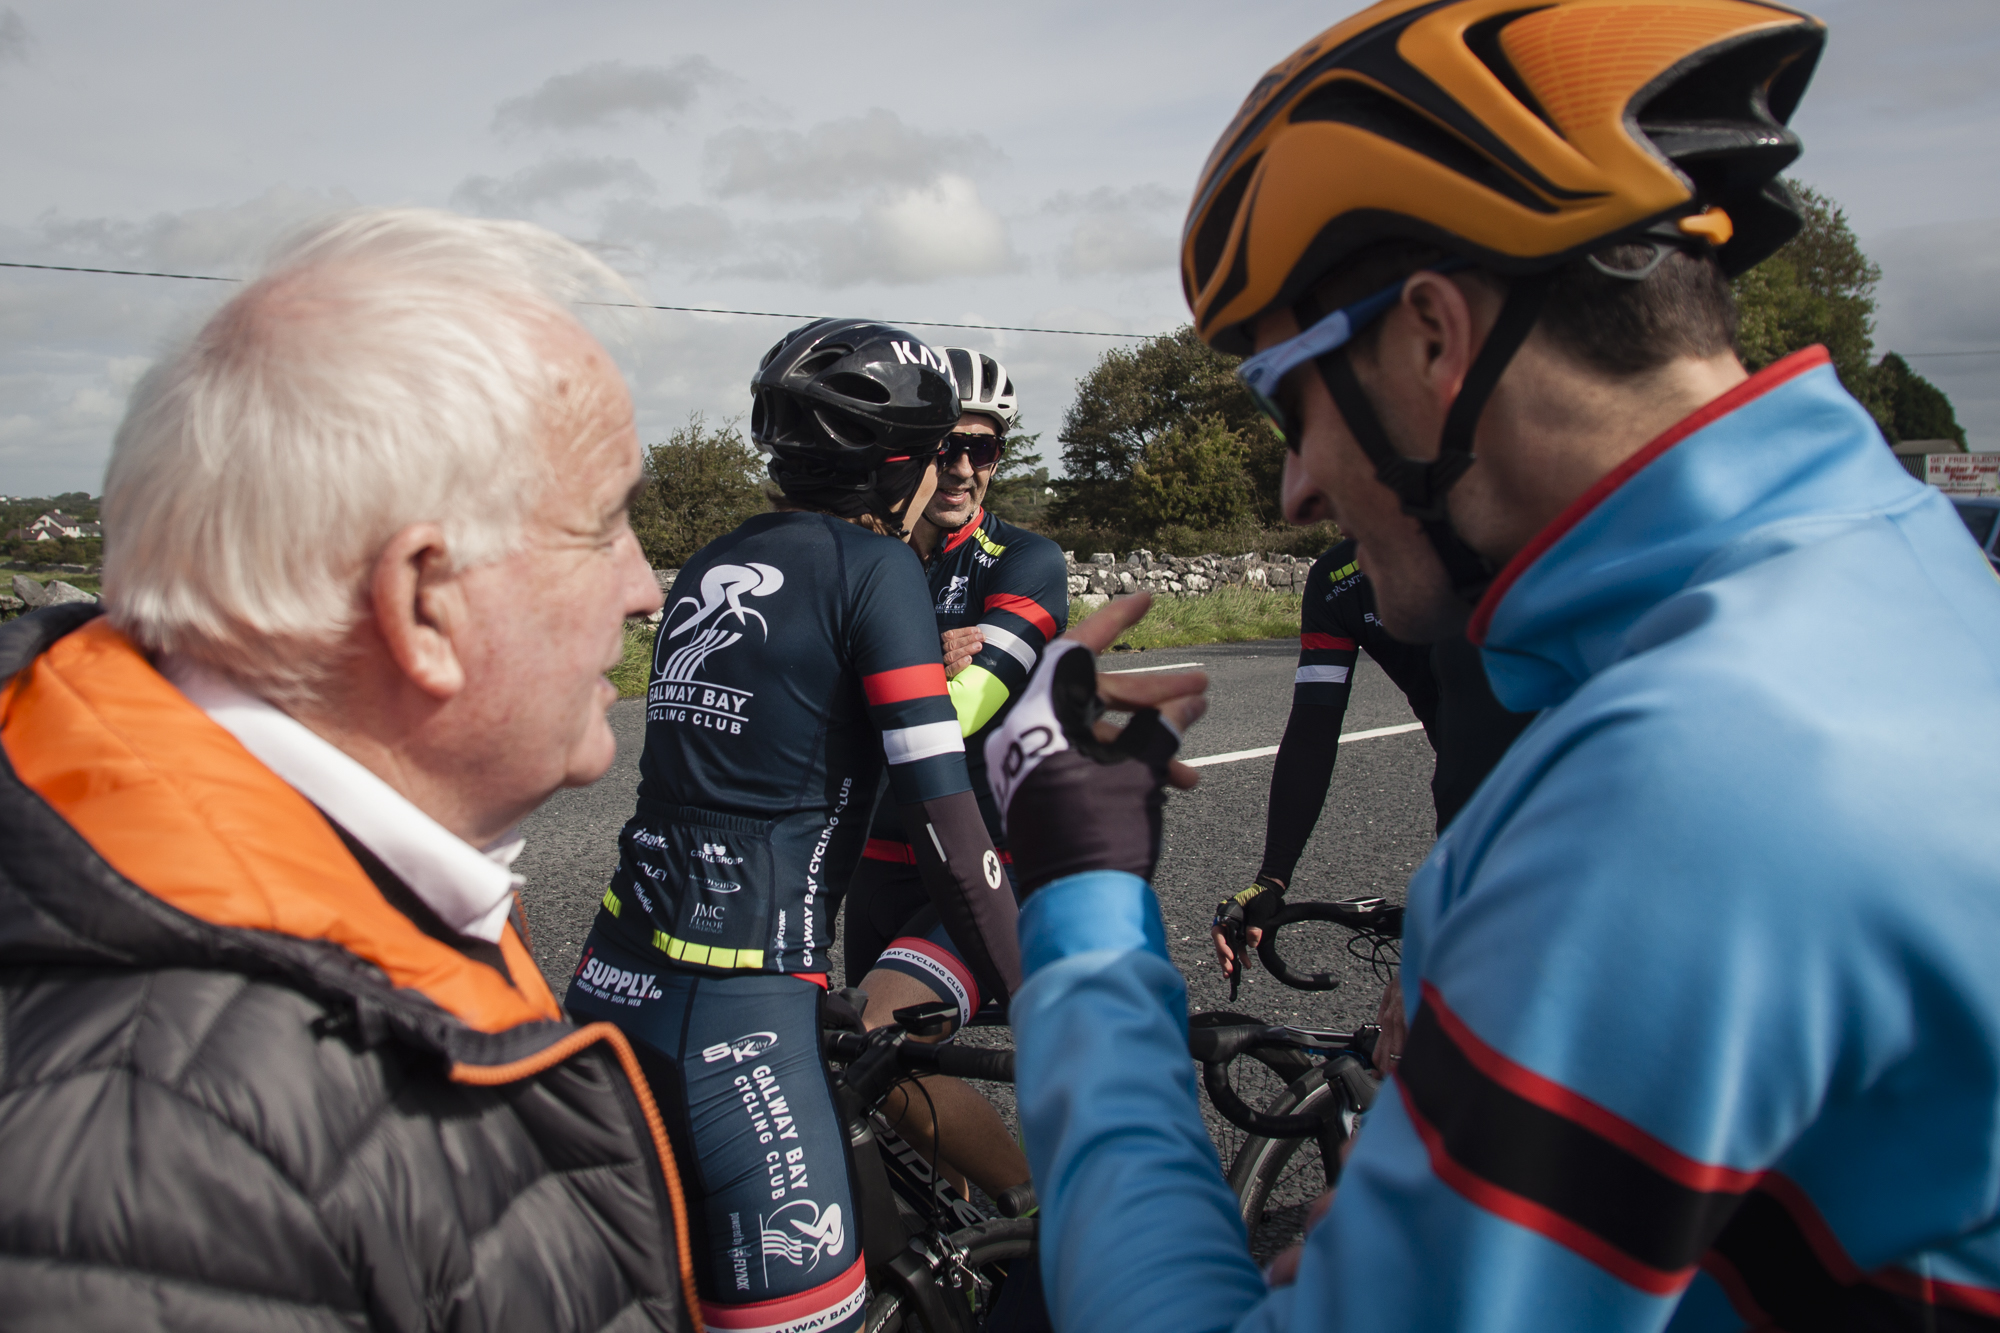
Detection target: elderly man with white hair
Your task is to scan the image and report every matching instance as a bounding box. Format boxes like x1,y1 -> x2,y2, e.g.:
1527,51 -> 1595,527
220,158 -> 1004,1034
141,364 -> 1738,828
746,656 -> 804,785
0,209 -> 697,1329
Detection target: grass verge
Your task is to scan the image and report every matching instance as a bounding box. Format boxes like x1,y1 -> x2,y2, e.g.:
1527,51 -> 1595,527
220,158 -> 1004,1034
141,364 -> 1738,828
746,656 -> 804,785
1096,587 -> 1301,651
611,588 -> 1304,697
612,620 -> 655,699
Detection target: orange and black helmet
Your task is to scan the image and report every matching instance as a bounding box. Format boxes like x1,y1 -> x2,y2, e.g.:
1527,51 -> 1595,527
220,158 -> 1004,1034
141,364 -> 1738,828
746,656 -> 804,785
1183,0 -> 1826,354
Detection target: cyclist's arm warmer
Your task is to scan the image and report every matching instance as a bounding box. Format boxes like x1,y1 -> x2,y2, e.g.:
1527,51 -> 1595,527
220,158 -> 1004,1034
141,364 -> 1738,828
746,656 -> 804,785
896,791 -> 1021,1002
946,542 -> 1068,737
1258,674 -> 1351,885
853,547 -> 1020,1001
1260,549 -> 1365,884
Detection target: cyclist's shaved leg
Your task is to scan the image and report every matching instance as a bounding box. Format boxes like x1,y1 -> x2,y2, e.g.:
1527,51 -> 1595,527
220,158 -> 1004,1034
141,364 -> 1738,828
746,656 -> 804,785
860,967 -> 1031,1202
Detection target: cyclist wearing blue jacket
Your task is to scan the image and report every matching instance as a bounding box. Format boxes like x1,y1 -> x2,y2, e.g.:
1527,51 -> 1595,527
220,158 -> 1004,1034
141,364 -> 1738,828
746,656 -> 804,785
567,319 -> 1018,1333
994,3 -> 2000,1330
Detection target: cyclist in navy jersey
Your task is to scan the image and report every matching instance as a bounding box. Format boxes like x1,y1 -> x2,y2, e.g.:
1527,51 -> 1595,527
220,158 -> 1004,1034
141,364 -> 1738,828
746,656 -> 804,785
566,319 -> 1016,1333
843,348 -> 1066,1204
1212,538 -> 1535,1046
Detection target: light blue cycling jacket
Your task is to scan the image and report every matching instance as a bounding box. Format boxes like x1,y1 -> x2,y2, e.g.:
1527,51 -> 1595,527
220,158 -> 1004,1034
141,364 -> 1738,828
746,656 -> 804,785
1010,347 -> 2000,1332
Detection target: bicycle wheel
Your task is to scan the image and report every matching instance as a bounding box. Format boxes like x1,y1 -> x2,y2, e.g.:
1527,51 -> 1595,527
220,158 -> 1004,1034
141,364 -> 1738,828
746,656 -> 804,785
1228,1065 -> 1367,1263
864,1218 -> 1036,1333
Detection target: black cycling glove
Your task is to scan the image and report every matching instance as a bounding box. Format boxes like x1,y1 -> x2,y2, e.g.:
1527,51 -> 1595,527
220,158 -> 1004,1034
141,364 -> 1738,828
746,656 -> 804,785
1214,875 -> 1286,1000
986,640 -> 1182,896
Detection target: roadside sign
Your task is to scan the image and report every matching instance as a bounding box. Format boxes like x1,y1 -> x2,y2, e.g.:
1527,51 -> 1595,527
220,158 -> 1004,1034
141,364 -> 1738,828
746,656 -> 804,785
1926,453 -> 2000,495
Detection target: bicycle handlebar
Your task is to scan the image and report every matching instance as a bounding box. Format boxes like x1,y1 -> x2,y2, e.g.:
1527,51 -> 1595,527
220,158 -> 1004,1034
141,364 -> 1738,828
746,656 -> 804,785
1256,899 -> 1404,991
1189,1023 -> 1377,1138
824,1028 -> 1015,1110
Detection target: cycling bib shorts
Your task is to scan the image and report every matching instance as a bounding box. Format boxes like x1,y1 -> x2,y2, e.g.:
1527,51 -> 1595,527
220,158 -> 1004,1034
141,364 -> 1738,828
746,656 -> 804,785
845,849 -> 1019,1025
566,926 -> 864,1333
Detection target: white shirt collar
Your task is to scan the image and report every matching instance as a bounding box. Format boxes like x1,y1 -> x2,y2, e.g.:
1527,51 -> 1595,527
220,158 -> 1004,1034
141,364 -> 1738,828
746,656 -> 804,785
162,658 -> 524,943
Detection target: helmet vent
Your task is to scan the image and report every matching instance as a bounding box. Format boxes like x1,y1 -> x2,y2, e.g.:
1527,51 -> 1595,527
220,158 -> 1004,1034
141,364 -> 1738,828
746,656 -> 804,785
1292,79 -> 1556,216
1462,9 -> 1562,138
798,348 -> 848,376
1191,152 -> 1261,292
814,406 -> 876,446
822,372 -> 893,405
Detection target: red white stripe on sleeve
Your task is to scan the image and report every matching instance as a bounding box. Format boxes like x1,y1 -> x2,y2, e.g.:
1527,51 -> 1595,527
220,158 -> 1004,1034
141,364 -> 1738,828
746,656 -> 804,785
862,663 -> 950,706
985,593 -> 1059,640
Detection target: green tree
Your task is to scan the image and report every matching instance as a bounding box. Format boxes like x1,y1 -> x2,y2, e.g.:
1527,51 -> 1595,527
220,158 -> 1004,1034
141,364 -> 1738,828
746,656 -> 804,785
984,426 -> 1054,526
1733,182 -> 1890,424
1873,353 -> 1967,447
1052,326 -> 1283,532
629,414 -> 768,567
1128,415 -> 1257,531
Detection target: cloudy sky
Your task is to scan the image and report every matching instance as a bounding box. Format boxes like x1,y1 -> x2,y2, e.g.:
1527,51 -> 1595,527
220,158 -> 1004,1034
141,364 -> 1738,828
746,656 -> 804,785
1,0 -> 1995,496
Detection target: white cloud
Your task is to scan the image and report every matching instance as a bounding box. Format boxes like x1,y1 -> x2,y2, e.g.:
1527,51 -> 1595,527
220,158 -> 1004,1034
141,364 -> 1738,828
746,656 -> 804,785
737,174 -> 1020,287
599,199 -> 738,266
451,154 -> 654,217
0,190 -> 359,495
28,184 -> 358,274
705,109 -> 998,203
1042,185 -> 1181,278
1060,214 -> 1178,278
493,58 -> 723,135
0,9 -> 29,67
1042,185 -> 1180,216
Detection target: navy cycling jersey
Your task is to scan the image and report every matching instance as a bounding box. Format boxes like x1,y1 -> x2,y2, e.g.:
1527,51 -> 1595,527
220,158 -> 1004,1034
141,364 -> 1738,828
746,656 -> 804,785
1262,540 -> 1535,882
1292,539 -> 1436,715
604,511 -> 970,976
867,506 -> 1068,848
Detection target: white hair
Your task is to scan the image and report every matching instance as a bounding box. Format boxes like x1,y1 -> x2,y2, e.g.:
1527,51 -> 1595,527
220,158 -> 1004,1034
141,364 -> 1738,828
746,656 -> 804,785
102,207 -> 628,705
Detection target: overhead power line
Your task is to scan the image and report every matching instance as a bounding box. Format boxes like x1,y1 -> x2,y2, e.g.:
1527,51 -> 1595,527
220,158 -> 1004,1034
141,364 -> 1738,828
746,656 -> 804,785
0,259 -> 239,283
9,259 -> 1989,354
0,259 -> 1158,339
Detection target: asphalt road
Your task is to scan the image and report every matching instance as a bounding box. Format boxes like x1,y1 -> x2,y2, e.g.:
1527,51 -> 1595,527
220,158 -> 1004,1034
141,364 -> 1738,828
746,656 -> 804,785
517,638 -> 1439,1024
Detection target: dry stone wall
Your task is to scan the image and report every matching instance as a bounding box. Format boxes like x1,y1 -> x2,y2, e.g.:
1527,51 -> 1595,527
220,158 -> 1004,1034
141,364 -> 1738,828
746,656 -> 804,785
2,572 -> 98,618
1064,549 -> 1312,612
637,552 -> 1312,624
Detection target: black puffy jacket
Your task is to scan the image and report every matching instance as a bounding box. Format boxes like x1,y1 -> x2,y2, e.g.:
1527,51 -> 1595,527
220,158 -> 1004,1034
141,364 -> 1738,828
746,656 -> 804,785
0,606 -> 697,1331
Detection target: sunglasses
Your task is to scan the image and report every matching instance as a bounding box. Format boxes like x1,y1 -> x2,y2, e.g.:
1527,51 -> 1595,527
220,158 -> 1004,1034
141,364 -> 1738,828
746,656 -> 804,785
1235,260 -> 1468,446
937,432 -> 1003,470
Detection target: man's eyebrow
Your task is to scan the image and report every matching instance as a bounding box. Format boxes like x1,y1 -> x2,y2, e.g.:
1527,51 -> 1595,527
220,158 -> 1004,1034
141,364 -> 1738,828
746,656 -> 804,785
620,476 -> 649,513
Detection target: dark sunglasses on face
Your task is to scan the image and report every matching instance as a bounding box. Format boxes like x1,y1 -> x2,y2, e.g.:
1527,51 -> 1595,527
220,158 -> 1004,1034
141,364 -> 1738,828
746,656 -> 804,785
938,432 -> 1002,470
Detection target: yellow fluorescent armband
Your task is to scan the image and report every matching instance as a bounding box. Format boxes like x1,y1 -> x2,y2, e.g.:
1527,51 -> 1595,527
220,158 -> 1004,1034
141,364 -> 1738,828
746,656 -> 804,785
949,663 -> 1013,736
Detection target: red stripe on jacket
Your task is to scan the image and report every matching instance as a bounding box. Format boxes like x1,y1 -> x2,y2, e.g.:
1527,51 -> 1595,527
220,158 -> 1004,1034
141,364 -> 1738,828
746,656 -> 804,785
1301,633 -> 1356,652
1468,345 -> 1832,646
1419,983 -> 1764,1195
862,663 -> 950,706
985,593 -> 1058,640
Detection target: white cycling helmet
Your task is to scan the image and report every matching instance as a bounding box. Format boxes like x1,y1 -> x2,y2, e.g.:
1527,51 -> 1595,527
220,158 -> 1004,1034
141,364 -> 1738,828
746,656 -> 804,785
941,347 -> 1018,432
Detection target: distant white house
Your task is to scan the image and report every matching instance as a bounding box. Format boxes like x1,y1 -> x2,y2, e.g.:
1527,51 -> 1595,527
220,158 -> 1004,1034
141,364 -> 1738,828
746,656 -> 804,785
5,510 -> 104,542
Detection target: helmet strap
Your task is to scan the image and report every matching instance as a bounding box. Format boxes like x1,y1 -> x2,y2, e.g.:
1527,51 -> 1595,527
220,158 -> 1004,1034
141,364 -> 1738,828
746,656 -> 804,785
1308,270 -> 1555,603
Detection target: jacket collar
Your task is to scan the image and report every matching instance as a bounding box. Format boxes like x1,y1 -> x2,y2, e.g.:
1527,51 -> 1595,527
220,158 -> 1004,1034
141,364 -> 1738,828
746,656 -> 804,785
1469,347 -> 1911,712
0,614 -> 561,1040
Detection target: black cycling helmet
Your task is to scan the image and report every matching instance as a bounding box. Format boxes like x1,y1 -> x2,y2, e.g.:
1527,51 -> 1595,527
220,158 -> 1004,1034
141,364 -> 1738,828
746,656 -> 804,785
752,318 -> 962,532
752,318 -> 961,468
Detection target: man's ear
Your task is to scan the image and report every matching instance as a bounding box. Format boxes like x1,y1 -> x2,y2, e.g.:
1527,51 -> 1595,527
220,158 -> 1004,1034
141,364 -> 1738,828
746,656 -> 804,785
1391,271 -> 1486,411
368,523 -> 467,700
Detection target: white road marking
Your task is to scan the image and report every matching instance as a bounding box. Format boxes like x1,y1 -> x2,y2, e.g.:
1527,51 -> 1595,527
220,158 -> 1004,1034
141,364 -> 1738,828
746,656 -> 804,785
1103,660 -> 1204,674
1183,721 -> 1424,768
